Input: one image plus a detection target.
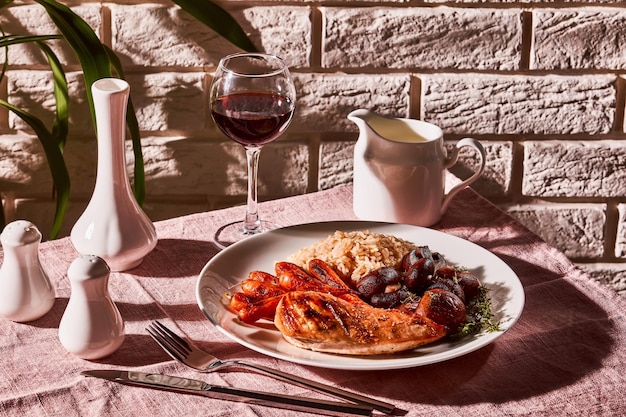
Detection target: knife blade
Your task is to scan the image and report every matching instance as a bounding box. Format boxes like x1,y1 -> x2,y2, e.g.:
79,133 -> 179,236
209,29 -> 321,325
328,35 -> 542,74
81,370 -> 373,417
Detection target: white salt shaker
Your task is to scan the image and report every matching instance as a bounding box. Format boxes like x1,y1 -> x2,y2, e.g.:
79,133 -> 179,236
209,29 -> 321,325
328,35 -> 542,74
59,255 -> 125,360
0,220 -> 55,322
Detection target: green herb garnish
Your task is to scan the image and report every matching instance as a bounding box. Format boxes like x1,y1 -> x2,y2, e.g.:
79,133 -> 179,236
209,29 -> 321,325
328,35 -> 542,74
452,285 -> 500,339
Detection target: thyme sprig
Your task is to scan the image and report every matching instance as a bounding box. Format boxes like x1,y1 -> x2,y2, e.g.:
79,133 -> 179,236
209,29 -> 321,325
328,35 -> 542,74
452,285 -> 500,339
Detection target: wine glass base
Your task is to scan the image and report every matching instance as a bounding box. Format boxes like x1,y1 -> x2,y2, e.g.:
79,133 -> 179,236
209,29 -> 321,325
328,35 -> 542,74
213,220 -> 279,249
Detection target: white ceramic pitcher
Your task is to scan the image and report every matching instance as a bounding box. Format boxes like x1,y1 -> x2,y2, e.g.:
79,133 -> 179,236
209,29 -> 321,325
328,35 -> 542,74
348,109 -> 486,227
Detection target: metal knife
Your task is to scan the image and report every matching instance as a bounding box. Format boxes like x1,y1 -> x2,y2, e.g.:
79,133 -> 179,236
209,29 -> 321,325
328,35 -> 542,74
81,370 -> 373,417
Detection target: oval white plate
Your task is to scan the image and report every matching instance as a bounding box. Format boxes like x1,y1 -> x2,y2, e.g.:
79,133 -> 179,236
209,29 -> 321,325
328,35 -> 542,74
196,221 -> 525,371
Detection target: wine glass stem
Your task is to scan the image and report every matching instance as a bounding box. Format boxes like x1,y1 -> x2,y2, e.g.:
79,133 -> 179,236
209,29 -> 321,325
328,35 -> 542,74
243,146 -> 262,234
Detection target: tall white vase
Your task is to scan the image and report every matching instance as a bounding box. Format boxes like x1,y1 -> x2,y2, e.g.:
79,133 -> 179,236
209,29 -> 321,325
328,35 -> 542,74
71,78 -> 157,271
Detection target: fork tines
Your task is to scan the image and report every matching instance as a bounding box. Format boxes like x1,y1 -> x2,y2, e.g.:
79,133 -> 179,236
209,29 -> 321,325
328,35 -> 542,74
146,320 -> 192,361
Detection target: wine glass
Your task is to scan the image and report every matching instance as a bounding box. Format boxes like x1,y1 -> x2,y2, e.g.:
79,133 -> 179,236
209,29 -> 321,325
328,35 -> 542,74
209,53 -> 296,248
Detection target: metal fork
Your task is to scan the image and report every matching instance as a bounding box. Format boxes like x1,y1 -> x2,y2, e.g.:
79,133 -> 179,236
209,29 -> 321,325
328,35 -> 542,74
146,320 -> 395,415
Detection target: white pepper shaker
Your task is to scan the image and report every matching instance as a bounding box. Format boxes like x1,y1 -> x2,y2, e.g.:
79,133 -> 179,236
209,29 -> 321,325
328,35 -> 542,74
59,255 -> 125,360
0,220 -> 55,322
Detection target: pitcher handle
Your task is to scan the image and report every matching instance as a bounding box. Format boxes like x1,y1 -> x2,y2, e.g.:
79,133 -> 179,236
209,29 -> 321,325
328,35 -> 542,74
441,138 -> 486,213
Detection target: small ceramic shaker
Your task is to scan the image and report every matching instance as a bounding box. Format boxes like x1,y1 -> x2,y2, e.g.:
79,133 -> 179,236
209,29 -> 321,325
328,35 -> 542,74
59,255 -> 125,360
0,220 -> 55,322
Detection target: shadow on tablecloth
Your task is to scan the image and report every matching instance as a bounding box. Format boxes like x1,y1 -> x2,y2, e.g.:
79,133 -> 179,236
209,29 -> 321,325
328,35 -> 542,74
129,238 -> 221,278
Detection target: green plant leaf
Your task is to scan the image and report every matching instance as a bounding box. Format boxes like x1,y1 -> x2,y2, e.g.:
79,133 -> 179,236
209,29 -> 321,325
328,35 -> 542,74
0,100 -> 70,238
34,0 -> 111,129
36,41 -> 69,237
0,35 -> 70,238
34,0 -> 145,204
0,34 -> 63,85
0,0 -> 258,235
36,40 -> 69,150
171,0 -> 258,52
0,34 -> 62,47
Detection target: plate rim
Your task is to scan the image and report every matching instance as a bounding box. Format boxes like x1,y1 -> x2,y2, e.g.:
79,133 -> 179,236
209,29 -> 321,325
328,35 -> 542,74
196,220 -> 525,371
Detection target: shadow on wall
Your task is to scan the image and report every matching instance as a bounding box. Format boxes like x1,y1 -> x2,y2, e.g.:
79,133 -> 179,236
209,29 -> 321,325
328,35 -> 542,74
1,1 -> 278,241
111,3 -> 250,70
53,137 -> 304,238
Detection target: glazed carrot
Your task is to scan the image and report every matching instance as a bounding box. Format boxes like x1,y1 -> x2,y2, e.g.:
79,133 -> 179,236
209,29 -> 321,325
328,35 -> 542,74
237,295 -> 283,324
240,279 -> 285,298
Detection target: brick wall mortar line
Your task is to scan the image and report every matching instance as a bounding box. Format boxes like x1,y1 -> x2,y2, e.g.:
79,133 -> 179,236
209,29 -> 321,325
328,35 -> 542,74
616,76 -> 626,133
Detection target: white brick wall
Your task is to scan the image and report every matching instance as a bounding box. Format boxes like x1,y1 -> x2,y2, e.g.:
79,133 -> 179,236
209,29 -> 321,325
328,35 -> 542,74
321,7 -> 522,70
1,0 -> 625,295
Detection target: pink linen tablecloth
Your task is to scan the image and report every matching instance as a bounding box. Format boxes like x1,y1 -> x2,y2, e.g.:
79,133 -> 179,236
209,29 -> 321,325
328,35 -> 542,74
1,185 -> 624,416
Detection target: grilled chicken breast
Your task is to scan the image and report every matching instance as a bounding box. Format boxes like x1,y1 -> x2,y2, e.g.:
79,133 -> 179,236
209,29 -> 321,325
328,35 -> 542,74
274,291 -> 446,355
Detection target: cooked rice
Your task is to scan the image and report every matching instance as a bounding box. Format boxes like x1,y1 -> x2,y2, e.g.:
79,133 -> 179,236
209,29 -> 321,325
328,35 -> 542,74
287,230 -> 416,282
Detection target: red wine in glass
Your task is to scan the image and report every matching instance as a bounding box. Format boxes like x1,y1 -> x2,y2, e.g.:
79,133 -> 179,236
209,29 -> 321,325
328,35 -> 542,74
211,92 -> 295,146
209,52 -> 296,248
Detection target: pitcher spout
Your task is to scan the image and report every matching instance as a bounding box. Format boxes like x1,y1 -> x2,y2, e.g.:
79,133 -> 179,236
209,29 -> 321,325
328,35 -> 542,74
347,108 -> 377,123
347,109 -> 380,138
348,109 -> 404,146
348,109 -> 434,144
